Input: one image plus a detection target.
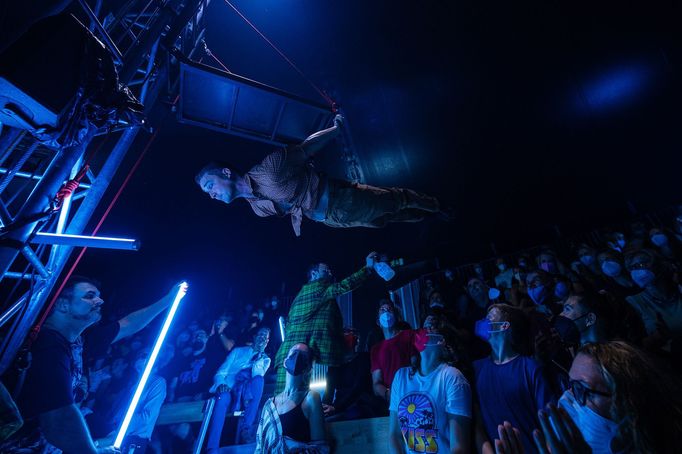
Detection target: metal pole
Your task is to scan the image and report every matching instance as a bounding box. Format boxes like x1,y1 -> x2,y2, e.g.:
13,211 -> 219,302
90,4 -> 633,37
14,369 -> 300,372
0,127 -> 25,167
193,397 -> 216,454
0,135 -> 92,284
77,0 -> 123,63
0,168 -> 91,189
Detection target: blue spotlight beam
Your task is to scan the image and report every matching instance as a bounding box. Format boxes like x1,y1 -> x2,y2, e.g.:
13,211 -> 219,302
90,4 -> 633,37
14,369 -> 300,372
114,282 -> 189,449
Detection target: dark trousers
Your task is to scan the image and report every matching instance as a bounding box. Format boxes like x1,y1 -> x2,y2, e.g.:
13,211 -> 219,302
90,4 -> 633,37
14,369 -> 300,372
323,179 -> 439,228
206,375 -> 264,450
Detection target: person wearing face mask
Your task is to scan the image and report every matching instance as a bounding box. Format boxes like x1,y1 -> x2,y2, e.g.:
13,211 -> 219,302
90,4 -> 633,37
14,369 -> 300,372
560,294 -> 611,346
605,231 -> 627,253
625,249 -> 682,350
597,251 -> 636,293
255,343 -> 328,453
649,227 -> 681,260
494,258 -> 514,297
370,303 -> 417,406
473,305 -> 556,453
525,270 -> 555,316
536,250 -> 562,275
388,321 -> 471,453
274,252 -> 379,393
561,341 -> 682,453
205,328 -> 271,449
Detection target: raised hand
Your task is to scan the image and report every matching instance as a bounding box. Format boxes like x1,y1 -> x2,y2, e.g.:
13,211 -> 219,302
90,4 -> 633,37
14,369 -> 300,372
494,421 -> 525,454
533,404 -> 591,454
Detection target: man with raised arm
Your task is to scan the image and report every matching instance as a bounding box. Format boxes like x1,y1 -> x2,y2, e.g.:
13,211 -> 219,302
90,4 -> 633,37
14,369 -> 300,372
196,115 -> 440,236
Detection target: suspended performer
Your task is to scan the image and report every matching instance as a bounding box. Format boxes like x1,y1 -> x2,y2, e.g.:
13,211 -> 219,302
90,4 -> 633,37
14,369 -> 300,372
195,115 -> 441,236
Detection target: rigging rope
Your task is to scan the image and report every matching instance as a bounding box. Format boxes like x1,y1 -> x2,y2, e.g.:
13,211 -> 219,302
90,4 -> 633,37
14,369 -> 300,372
222,0 -> 337,110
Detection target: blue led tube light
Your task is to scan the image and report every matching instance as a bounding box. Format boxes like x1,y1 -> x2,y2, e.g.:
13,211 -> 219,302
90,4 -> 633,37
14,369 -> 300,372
114,282 -> 189,448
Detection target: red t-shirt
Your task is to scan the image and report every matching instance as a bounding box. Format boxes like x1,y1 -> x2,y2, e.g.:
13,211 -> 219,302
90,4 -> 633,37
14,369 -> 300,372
370,329 -> 417,388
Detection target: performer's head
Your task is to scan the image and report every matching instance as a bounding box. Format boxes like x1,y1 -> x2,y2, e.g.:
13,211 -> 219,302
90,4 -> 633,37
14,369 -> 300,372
195,161 -> 242,204
283,343 -> 313,388
307,262 -> 333,282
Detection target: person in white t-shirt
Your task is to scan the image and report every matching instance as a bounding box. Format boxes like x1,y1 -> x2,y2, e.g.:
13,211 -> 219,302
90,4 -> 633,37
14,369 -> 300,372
388,317 -> 472,453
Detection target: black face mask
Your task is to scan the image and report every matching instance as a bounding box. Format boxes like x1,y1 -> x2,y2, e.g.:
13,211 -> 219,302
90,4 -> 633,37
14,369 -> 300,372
553,315 -> 581,346
284,349 -> 312,376
192,341 -> 205,351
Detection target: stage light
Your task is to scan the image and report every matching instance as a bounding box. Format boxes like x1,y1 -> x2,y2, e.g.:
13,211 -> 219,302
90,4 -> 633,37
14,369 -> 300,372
114,282 -> 189,449
309,381 -> 327,390
278,316 -> 285,341
32,232 -> 139,250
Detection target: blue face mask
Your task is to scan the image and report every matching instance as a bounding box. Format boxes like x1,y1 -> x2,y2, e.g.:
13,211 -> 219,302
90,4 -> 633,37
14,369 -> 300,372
528,285 -> 547,305
559,391 -> 618,454
554,281 -> 570,299
601,261 -> 621,277
651,233 -> 668,247
580,255 -> 595,266
474,318 -> 509,342
379,312 -> 395,328
631,269 -> 655,288
488,287 -> 501,300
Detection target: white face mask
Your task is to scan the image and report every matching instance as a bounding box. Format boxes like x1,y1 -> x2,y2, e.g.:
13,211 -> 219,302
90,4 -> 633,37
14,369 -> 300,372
559,391 -> 618,454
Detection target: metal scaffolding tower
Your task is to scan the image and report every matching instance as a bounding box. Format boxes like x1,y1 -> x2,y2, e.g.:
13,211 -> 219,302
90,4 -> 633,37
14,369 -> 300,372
0,0 -> 209,374
0,0 -> 360,375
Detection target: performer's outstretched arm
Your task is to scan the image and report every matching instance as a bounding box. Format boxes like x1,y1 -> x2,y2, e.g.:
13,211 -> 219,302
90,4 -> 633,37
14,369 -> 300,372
323,252 -> 378,299
299,114 -> 344,159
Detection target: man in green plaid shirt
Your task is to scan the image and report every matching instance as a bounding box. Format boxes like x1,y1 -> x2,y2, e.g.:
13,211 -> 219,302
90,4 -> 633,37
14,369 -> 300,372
274,252 -> 379,392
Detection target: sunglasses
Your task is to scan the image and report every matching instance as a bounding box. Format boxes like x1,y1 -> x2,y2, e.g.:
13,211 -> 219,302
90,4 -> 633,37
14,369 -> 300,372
570,379 -> 611,406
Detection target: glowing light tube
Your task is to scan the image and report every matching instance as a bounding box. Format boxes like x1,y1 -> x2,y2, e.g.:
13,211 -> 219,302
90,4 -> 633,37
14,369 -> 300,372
32,232 -> 139,250
278,316 -> 285,342
114,282 -> 189,449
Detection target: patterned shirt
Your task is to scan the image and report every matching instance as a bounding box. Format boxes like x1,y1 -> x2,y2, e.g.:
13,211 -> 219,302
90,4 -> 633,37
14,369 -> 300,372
244,146 -> 325,236
275,267 -> 372,370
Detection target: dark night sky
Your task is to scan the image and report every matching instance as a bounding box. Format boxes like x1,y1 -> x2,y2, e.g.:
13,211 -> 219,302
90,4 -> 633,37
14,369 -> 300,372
73,0 -> 680,325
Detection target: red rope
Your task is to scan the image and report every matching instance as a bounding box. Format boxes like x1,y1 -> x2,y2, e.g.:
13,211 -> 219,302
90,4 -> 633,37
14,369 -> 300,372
33,125 -> 163,334
222,0 -> 336,110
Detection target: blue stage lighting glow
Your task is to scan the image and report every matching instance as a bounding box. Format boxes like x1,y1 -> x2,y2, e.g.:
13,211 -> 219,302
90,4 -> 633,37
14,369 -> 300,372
114,282 -> 189,449
581,65 -> 650,110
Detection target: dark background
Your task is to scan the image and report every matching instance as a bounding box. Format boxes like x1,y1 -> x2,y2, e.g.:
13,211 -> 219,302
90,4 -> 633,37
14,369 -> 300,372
72,0 -> 680,331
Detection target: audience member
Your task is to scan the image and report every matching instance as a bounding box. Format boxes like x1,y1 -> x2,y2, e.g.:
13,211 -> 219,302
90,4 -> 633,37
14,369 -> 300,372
255,343 -> 327,453
388,319 -> 472,453
473,304 -> 555,453
0,277 -> 183,453
274,252 -> 380,393
370,302 -> 417,406
206,327 -> 271,450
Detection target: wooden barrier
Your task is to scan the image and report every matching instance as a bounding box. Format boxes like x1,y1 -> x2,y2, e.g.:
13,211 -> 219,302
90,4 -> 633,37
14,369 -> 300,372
156,400 -> 390,453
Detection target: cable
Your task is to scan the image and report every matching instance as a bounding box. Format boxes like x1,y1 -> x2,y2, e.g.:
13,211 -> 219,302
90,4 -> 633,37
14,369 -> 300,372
222,0 -> 336,110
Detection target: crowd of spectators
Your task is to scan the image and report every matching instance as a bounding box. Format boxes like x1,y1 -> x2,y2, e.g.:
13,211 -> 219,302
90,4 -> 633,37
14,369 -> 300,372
3,211 -> 682,453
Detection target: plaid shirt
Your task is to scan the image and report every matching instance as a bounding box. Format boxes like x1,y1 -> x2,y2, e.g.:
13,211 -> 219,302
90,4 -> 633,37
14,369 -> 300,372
275,267 -> 371,386
244,146 -> 324,237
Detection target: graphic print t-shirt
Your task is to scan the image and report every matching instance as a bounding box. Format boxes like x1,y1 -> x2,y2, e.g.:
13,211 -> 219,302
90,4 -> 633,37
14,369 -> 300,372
389,364 -> 472,453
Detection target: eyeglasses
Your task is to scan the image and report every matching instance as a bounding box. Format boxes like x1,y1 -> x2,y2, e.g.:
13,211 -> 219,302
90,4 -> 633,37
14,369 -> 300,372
569,379 -> 611,406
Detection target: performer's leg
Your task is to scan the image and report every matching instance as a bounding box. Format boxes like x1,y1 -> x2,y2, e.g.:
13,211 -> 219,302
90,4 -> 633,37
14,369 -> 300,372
206,391 -> 233,451
325,181 -> 439,228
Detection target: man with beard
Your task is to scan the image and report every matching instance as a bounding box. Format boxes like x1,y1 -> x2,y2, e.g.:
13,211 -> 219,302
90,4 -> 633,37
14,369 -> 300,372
1,276 -> 184,454
206,327 -> 271,449
195,115 -> 441,237
274,253 -> 380,392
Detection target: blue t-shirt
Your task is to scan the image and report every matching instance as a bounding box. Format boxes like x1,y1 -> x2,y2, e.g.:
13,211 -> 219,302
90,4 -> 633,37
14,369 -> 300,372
473,355 -> 555,453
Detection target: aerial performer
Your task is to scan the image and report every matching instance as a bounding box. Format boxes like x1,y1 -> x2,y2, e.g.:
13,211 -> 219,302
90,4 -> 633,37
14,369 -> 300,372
195,115 -> 441,236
